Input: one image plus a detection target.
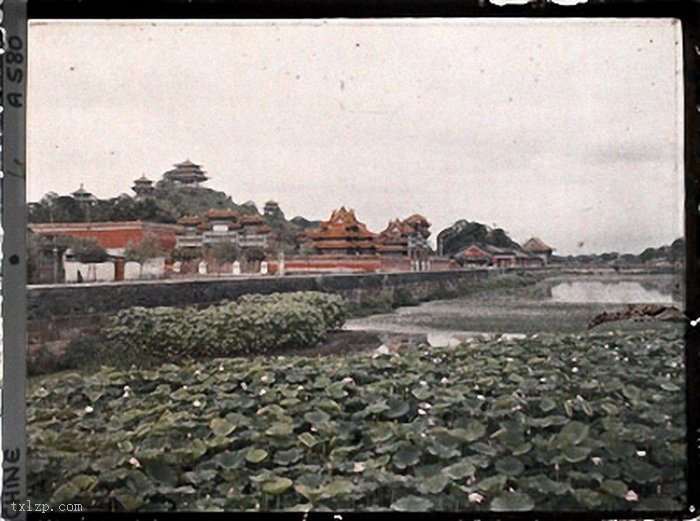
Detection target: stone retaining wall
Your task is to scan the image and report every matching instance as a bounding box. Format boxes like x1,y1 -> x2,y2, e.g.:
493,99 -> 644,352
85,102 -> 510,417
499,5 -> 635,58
27,269 -> 497,353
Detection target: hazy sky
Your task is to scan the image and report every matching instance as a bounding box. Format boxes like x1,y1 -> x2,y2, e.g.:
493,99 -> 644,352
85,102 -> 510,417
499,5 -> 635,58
27,19 -> 683,255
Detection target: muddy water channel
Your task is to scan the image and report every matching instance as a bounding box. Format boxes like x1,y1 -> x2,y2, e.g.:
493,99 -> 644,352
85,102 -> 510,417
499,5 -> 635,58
345,272 -> 682,346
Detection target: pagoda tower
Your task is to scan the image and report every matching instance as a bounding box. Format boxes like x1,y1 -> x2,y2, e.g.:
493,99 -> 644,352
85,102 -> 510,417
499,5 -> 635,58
71,183 -> 96,204
132,174 -> 155,199
163,159 -> 209,187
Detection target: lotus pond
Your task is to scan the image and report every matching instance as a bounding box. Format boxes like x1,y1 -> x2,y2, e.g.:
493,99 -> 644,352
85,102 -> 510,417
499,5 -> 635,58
28,324 -> 685,512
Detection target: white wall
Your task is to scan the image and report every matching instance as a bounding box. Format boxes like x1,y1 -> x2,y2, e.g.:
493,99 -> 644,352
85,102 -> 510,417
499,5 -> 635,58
124,257 -> 166,280
64,261 -> 115,282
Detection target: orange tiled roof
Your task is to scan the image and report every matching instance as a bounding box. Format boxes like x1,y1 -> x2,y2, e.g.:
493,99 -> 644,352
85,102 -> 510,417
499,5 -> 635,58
306,207 -> 376,241
205,208 -> 239,220
522,237 -> 554,253
177,215 -> 202,225
312,239 -> 376,250
240,214 -> 266,225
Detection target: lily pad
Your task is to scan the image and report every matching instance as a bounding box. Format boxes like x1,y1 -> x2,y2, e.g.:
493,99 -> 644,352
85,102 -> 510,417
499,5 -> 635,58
416,473 -> 449,495
392,445 -> 421,469
265,422 -> 294,437
443,460 -> 476,480
143,462 -> 179,487
601,479 -> 628,498
495,456 -> 525,476
557,421 -> 590,447
262,476 -> 293,494
383,399 -> 411,419
209,417 -> 236,437
274,448 -> 303,466
391,496 -> 434,511
562,445 -> 592,463
490,491 -> 535,511
245,448 -> 268,464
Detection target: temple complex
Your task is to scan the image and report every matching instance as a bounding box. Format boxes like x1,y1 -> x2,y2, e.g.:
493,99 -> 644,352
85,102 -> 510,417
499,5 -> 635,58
175,208 -> 272,250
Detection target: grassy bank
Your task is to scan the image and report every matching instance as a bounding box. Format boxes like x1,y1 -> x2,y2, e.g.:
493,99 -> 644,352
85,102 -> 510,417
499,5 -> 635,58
347,271 -> 546,318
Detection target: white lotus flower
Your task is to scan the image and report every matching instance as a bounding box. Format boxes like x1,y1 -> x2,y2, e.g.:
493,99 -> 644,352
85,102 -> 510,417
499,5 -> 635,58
419,380 -> 428,387
636,450 -> 647,457
353,462 -> 366,473
259,389 -> 267,396
476,394 -> 485,400
84,406 -> 94,414
193,399 -> 202,408
417,409 -> 427,416
468,493 -> 484,504
218,365 -> 225,372
625,490 -> 639,502
240,382 -> 248,391
572,367 -> 579,373
194,370 -> 201,376
297,385 -> 305,391
129,457 -> 141,469
592,457 -> 603,466
260,375 -> 272,384
440,377 -> 449,385
418,402 -> 432,410
342,377 -> 355,385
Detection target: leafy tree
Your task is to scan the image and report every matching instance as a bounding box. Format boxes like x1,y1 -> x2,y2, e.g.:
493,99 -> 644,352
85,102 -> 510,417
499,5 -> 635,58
153,185 -> 246,219
170,247 -> 201,262
50,196 -> 87,223
205,241 -> 239,263
125,234 -> 164,278
125,234 -> 163,264
244,247 -> 266,263
670,238 -> 684,262
437,220 -> 519,256
69,238 -> 109,263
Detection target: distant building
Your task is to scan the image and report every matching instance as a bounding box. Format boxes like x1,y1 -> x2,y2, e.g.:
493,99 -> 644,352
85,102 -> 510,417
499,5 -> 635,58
28,221 -> 181,252
264,200 -> 285,222
132,174 -> 155,199
163,159 -> 209,187
456,243 -> 544,268
175,208 -> 272,250
455,244 -> 491,267
376,214 -> 432,270
305,207 -> 377,255
521,237 -> 554,264
71,183 -> 97,204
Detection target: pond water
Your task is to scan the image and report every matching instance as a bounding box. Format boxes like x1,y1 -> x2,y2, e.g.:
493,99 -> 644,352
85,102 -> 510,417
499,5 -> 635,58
549,280 -> 675,304
345,274 -> 682,346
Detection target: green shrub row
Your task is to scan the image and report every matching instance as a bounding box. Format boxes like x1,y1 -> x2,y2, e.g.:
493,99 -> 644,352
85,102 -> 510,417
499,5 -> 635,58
102,291 -> 347,360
